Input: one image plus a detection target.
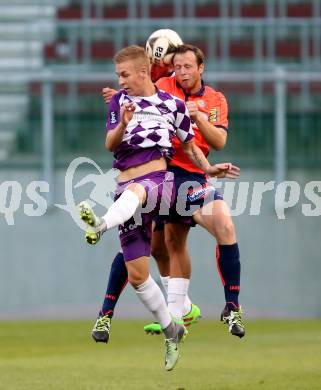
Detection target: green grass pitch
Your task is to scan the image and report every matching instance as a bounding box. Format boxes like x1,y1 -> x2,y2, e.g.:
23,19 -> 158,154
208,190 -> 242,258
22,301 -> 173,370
0,320 -> 320,389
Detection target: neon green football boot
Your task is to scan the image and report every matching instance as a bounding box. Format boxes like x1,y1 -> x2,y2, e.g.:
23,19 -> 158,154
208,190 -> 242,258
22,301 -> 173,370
164,321 -> 188,371
144,322 -> 162,335
183,303 -> 202,327
79,201 -> 104,245
144,303 -> 201,335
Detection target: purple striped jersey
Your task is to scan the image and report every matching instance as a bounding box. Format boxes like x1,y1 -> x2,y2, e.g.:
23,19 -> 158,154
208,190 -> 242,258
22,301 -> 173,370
106,88 -> 194,170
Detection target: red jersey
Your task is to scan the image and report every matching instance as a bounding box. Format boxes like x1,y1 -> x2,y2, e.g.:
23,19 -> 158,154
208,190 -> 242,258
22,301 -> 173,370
156,76 -> 228,174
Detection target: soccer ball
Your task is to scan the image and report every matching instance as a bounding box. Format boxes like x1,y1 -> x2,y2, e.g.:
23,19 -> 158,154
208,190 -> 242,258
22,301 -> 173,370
145,29 -> 183,66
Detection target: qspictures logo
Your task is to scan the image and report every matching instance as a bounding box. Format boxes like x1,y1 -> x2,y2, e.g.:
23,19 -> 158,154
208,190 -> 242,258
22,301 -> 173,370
0,157 -> 320,226
0,157 -> 118,227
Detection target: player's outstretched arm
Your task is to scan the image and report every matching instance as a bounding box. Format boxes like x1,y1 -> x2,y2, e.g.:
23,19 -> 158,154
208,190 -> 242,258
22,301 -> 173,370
181,141 -> 240,178
181,140 -> 212,173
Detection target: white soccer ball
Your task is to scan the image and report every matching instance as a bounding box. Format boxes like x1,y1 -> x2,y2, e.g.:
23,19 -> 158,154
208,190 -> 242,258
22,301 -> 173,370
145,29 -> 183,66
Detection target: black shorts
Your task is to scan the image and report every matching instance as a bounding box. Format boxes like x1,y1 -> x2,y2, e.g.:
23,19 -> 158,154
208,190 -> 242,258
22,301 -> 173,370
155,165 -> 223,228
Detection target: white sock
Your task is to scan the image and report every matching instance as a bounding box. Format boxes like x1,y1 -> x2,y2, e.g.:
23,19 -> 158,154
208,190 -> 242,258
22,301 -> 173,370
102,189 -> 140,230
183,295 -> 192,316
160,275 -> 169,295
167,278 -> 190,322
160,276 -> 192,313
135,275 -> 171,329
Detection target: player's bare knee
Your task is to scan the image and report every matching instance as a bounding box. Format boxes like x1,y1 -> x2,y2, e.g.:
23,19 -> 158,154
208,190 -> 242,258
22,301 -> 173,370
128,273 -> 146,288
164,230 -> 174,247
151,245 -> 168,262
127,267 -> 148,287
215,219 -> 236,243
125,183 -> 146,205
164,233 -> 182,253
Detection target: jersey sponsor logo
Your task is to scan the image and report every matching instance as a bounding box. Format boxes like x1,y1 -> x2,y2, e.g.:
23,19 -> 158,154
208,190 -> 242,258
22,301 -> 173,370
187,185 -> 214,202
197,99 -> 205,107
110,111 -> 117,124
209,108 -> 218,123
133,111 -> 165,123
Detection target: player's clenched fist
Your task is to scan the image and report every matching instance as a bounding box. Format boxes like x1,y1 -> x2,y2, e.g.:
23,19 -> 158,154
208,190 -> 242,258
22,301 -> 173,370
120,102 -> 136,126
102,87 -> 117,104
186,101 -> 199,120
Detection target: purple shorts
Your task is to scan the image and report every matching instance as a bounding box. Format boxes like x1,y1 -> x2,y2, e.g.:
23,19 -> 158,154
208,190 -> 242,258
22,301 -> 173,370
114,170 -> 174,261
